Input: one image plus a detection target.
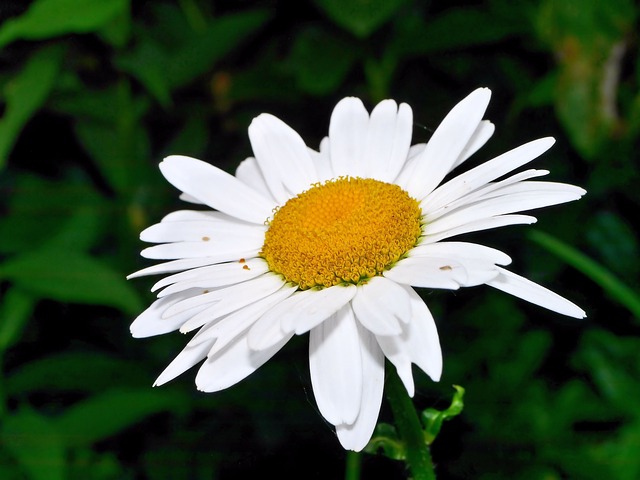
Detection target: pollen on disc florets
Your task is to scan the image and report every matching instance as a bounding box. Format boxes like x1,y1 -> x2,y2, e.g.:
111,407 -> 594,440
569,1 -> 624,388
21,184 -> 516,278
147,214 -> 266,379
260,177 -> 423,290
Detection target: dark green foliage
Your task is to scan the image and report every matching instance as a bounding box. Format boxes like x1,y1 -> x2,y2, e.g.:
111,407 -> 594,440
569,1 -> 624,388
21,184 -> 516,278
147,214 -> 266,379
1,0 -> 639,478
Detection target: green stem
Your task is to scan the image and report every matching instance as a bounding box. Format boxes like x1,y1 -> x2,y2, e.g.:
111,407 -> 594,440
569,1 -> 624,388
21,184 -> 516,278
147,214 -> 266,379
386,365 -> 436,480
344,450 -> 361,480
528,229 -> 640,319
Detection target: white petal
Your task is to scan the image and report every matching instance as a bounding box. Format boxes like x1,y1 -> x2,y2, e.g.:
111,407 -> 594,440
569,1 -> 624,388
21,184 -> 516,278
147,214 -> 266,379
401,88 -> 492,199
153,258 -> 270,297
452,119 -> 495,170
159,155 -> 276,224
410,241 -> 512,266
329,97 -> 369,177
161,273 -> 278,319
153,336 -> 212,386
384,256 -> 464,290
235,156 -> 275,201
309,305 -> 362,425
409,241 -> 511,287
128,257 -> 233,279
195,330 -> 293,393
141,242 -> 260,260
424,169 -> 550,222
130,288 -> 208,338
178,192 -> 204,204
172,274 -> 286,333
140,220 -> 264,244
424,185 -> 584,236
421,214 -> 538,244
201,284 -> 297,356
248,284 -> 357,351
376,286 -> 442,395
309,137 -> 334,182
393,143 -> 426,185
335,325 -> 385,451
248,113 -> 317,203
282,285 -> 358,335
351,277 -> 411,335
487,267 -> 586,318
424,137 -> 556,213
363,101 -> 413,182
161,209 -> 248,223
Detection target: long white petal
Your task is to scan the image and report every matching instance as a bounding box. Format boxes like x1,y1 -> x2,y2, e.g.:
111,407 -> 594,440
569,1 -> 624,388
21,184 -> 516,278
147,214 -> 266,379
351,277 -> 411,335
308,137 -> 334,182
410,241 -> 512,266
141,242 -> 260,260
195,331 -> 293,392
140,220 -> 264,244
376,286 -> 442,395
364,101 -> 413,182
130,288 -> 208,338
424,169 -> 550,222
152,258 -> 269,296
309,305 -> 362,425
486,267 -> 586,318
235,156 -> 275,201
162,274 -> 280,319
173,274 -> 287,333
202,284 -> 298,356
127,256 -> 238,279
336,324 -> 385,451
420,214 -> 538,244
248,114 -> 317,203
178,192 -> 204,204
402,88 -> 492,199
424,186 -> 584,236
153,336 -> 212,386
284,285 -> 358,335
329,97 -> 369,177
159,155 -> 276,224
160,209 -> 250,224
452,120 -> 495,170
424,137 -> 556,212
384,257 -> 464,290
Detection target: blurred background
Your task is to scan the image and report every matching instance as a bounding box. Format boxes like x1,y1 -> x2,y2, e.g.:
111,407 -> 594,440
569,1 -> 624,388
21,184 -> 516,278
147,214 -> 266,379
1,0 -> 639,478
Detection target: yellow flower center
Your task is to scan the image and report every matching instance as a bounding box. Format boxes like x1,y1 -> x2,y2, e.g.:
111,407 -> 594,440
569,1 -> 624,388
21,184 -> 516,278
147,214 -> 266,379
261,177 -> 423,289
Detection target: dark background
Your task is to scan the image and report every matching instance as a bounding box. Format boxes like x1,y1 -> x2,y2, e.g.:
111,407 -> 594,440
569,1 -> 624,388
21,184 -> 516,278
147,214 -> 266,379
1,0 -> 639,478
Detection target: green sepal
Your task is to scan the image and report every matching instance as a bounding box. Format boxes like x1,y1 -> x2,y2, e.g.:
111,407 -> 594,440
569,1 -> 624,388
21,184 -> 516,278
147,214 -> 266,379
421,385 -> 465,445
363,422 -> 406,461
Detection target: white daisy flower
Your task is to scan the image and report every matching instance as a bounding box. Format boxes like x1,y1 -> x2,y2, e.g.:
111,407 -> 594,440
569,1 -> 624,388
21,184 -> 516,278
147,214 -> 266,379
129,88 -> 586,451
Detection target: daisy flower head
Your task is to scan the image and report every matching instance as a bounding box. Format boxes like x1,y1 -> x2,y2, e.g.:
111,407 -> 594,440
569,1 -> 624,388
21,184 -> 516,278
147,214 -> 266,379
129,88 -> 586,451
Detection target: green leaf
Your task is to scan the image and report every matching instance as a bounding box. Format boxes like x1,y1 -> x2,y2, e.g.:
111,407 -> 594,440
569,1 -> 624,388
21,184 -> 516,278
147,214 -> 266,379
0,44 -> 64,168
288,27 -> 356,95
578,330 -> 640,416
115,39 -> 173,107
536,0 -> 636,159
315,0 -> 406,38
585,211 -> 639,279
0,173 -> 108,255
0,0 -> 129,48
421,385 -> 465,445
71,80 -> 152,195
389,7 -> 526,58
0,408 -> 66,480
0,247 -> 143,315
51,389 -> 189,448
528,229 -> 640,319
116,9 -> 271,100
6,352 -> 150,396
363,422 -> 406,460
0,287 -> 35,354
587,419 -> 640,480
